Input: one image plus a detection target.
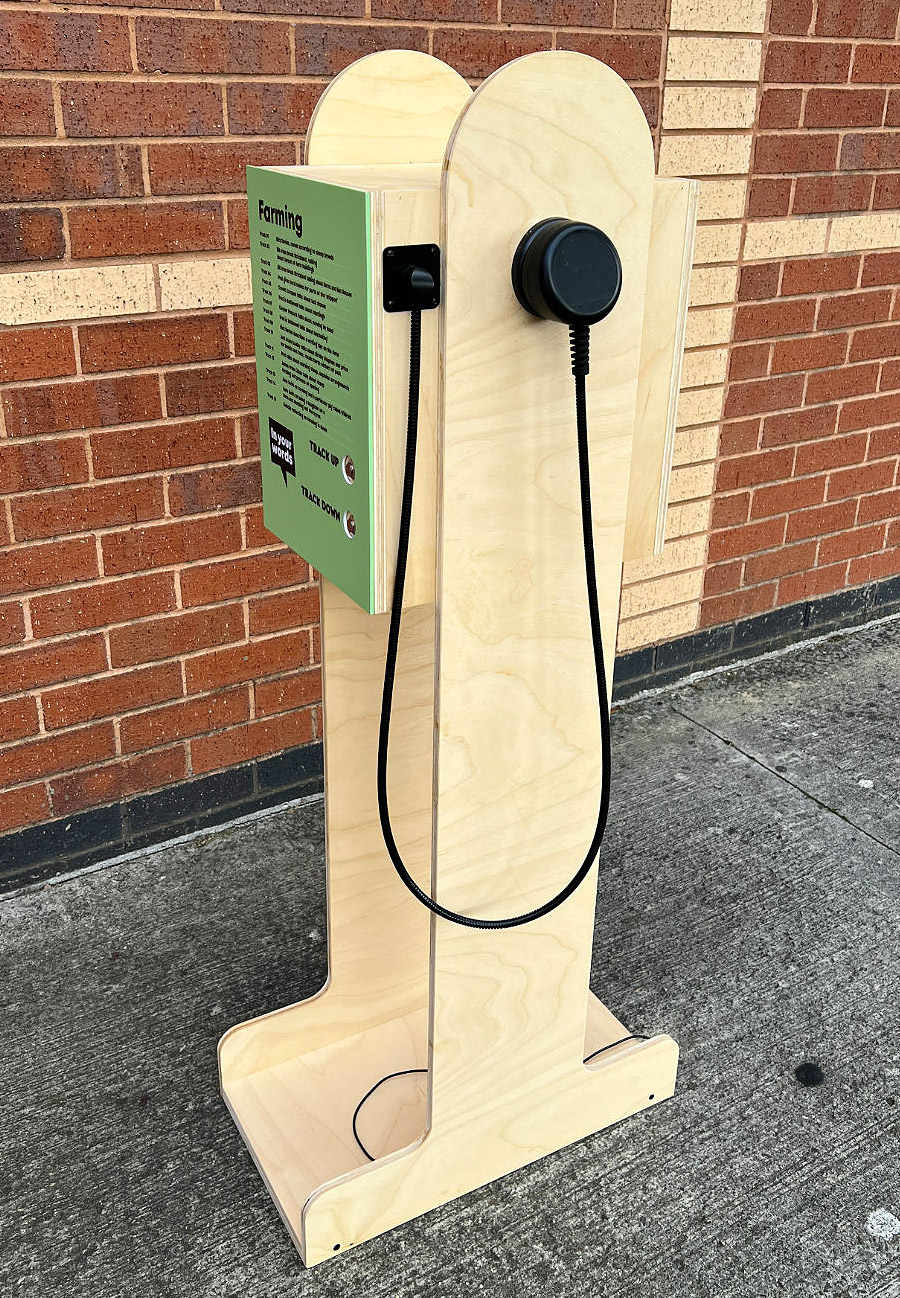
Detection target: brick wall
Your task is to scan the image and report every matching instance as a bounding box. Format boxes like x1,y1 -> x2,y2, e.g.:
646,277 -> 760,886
1,0 -> 899,852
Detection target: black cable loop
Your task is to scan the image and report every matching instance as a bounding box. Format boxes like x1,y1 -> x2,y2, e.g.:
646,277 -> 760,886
376,315 -> 612,929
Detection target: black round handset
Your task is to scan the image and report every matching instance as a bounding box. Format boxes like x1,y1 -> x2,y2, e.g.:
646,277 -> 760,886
511,218 -> 622,327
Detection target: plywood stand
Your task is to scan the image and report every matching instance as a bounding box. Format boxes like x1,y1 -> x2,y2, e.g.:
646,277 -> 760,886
220,50 -> 697,1265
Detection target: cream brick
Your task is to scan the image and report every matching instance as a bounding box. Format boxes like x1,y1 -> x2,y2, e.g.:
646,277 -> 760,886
690,264 -> 739,307
685,306 -> 733,348
828,212 -> 900,253
743,218 -> 829,261
0,264 -> 156,327
666,498 -> 711,540
659,134 -> 753,179
158,256 -> 252,311
673,424 -> 721,464
680,346 -> 728,387
693,222 -> 742,264
696,179 -> 748,220
670,0 -> 767,31
668,461 -> 717,502
666,36 -> 763,82
620,568 -> 704,620
662,86 -> 758,131
616,601 -> 699,653
677,386 -> 724,428
622,533 -> 708,585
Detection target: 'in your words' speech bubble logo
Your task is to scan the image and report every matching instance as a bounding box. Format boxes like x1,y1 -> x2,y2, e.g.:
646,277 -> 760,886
269,417 -> 296,485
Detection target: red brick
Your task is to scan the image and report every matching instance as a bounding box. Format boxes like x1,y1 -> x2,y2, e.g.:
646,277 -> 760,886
719,418 -> 761,456
0,326 -> 76,383
181,550 -> 308,607
555,32 -> 662,80
744,540 -> 818,583
633,87 -> 660,130
816,0 -> 900,37
778,563 -> 847,605
1,633 -> 106,693
765,40 -> 852,84
233,311 -> 254,357
852,43 -> 900,83
759,89 -> 803,129
839,391 -> 900,431
502,0 -> 606,18
793,174 -> 873,214
91,416 -> 236,478
11,477 -> 164,541
717,448 -> 796,492
857,487 -> 900,523
292,23 -> 429,76
433,30 -> 553,80
708,517 -> 787,563
30,572 -> 176,637
734,298 -> 816,341
749,178 -> 792,218
841,133 -> 900,171
136,16 -> 290,74
0,600 -> 26,647
255,667 -> 322,717
0,80 -> 55,136
70,200 -> 225,259
827,461 -> 896,500
795,433 -> 867,475
120,685 -> 250,753
0,144 -> 143,202
804,88 -> 886,127
227,0 -> 359,9
819,522 -> 886,562
769,0 -> 812,34
185,628 -> 312,693
168,462 -> 260,516
148,140 -> 295,196
771,333 -> 848,375
887,90 -> 900,126
80,316 -> 229,374
0,695 -> 40,744
723,375 -> 804,419
227,199 -> 249,249
873,174 -> 900,209
248,586 -> 319,636
729,344 -> 770,381
750,476 -> 827,519
0,436 -> 88,493
240,413 -> 260,458
0,13 -> 130,72
61,80 -> 224,139
191,709 -> 314,775
739,262 -> 780,302
0,722 -> 115,787
2,539 -> 71,616
102,514 -> 242,577
781,255 -> 860,296
703,560 -> 743,597
245,504 -> 278,547
165,362 -> 257,416
711,493 -> 751,529
42,662 -> 183,731
0,783 -> 50,834
227,82 -> 323,135
849,548 -> 900,583
700,585 -> 777,626
0,208 -> 64,262
817,290 -> 892,330
869,425 -> 900,458
49,747 -> 187,817
754,133 -> 839,174
849,323 -> 900,362
762,404 -> 839,446
806,363 -> 879,405
109,605 -> 245,669
615,0 -> 664,24
785,499 -> 857,542
3,374 -> 161,438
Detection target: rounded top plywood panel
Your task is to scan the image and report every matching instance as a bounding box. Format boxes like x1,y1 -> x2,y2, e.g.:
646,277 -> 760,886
306,50 -> 471,166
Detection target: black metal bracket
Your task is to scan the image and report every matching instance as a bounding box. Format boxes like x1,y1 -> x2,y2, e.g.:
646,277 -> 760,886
382,243 -> 441,312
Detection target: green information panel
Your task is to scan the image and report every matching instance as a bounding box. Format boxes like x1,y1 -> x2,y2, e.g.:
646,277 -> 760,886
248,166 -> 375,612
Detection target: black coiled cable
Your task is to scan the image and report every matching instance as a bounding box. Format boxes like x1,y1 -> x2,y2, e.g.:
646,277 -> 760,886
376,315 -> 612,930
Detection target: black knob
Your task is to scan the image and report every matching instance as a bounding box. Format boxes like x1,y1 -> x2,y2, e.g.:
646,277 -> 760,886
511,218 -> 622,328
